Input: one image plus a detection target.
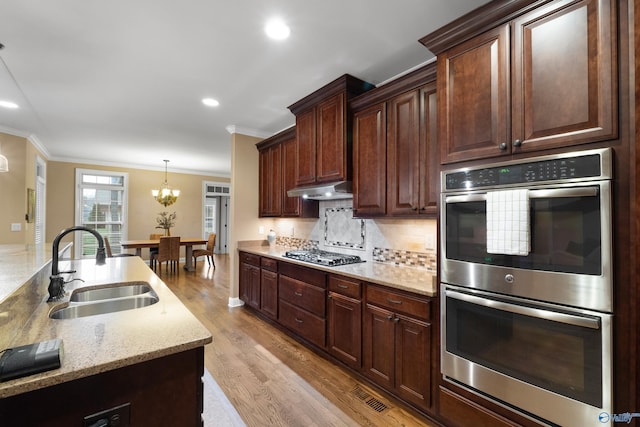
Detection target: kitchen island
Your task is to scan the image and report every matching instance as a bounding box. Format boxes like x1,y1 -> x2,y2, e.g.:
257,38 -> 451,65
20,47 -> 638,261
0,254 -> 212,426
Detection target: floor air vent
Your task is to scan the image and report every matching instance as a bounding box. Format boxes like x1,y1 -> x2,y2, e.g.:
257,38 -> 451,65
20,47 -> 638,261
351,385 -> 389,413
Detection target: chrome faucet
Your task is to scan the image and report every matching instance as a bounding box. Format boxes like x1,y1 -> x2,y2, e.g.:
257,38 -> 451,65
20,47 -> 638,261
49,226 -> 106,302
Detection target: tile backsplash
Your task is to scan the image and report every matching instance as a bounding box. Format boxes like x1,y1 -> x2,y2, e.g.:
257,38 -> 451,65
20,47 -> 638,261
272,199 -> 437,271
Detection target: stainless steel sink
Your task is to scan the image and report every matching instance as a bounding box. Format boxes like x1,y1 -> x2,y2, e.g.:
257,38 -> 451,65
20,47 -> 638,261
49,294 -> 159,319
70,281 -> 153,302
49,281 -> 159,319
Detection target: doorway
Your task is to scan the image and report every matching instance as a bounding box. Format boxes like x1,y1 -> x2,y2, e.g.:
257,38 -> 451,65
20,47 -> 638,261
203,181 -> 230,254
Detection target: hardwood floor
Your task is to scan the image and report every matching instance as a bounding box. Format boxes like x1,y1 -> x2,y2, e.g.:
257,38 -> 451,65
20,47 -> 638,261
160,255 -> 438,427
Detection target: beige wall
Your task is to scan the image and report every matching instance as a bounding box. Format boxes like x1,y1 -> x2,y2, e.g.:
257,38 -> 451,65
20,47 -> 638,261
46,161 -> 229,258
229,132 -> 263,304
0,133 -> 44,244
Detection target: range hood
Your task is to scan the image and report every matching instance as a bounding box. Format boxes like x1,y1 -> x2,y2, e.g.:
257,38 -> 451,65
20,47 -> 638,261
287,181 -> 353,200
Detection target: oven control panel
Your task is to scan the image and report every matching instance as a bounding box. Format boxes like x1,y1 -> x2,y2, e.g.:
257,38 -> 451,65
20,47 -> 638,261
444,149 -> 610,191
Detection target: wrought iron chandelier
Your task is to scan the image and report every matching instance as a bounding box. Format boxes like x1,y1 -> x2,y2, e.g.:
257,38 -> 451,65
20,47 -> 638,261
152,160 -> 180,206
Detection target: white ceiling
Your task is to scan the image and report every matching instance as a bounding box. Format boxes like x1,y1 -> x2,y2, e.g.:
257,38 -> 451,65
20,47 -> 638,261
0,0 -> 488,176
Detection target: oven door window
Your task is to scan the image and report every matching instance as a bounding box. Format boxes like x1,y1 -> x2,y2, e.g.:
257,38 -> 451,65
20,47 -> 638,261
445,187 -> 602,275
446,292 -> 602,407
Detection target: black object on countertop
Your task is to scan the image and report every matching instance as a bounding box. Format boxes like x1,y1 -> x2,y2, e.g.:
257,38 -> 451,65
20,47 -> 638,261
0,338 -> 63,382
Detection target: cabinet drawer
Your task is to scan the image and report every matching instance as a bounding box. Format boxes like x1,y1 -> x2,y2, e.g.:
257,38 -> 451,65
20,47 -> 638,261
279,262 -> 326,288
366,285 -> 431,321
328,275 -> 361,299
239,252 -> 260,266
261,257 -> 278,272
279,300 -> 326,348
279,275 -> 326,317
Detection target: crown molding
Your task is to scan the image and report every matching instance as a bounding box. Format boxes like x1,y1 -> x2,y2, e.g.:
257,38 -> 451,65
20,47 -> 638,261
225,125 -> 271,139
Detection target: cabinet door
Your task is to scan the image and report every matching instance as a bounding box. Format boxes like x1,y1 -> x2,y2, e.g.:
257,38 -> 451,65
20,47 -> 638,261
244,264 -> 260,309
260,145 -> 282,217
316,93 -> 346,182
438,25 -> 510,163
328,292 -> 362,369
296,109 -> 316,186
239,262 -> 259,307
363,303 -> 395,390
395,314 -> 431,410
387,90 -> 420,215
420,84 -> 438,215
261,269 -> 278,319
511,0 -> 617,152
281,136 -> 301,216
353,102 -> 386,216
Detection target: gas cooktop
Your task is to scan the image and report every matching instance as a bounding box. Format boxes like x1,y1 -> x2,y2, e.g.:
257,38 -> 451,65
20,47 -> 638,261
283,249 -> 364,267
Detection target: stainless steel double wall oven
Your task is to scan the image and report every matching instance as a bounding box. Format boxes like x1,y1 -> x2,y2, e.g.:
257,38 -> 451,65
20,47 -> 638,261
440,148 -> 613,426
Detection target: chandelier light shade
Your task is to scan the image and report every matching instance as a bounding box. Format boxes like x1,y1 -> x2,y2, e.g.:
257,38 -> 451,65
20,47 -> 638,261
152,160 -> 180,206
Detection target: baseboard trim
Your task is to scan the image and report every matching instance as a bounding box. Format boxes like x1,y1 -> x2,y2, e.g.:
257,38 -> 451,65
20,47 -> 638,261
228,297 -> 245,308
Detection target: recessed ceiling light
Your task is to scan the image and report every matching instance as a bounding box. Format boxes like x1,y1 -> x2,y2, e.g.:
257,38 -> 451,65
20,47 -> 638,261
0,100 -> 18,109
265,18 -> 290,40
202,98 -> 219,107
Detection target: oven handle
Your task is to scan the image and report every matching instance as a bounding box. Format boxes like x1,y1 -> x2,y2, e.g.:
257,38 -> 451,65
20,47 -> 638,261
444,187 -> 599,203
446,289 -> 601,329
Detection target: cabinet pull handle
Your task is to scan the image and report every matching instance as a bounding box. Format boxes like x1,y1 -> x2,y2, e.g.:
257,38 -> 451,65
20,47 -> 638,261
411,206 -> 418,211
499,143 -> 508,151
294,291 -> 303,297
387,298 -> 403,305
295,318 -> 303,324
513,139 -> 522,147
337,284 -> 349,289
394,316 -> 400,323
328,294 -> 333,299
387,314 -> 393,320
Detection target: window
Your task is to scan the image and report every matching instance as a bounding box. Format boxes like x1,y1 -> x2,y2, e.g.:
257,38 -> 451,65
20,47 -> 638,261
34,156 -> 46,245
75,169 -> 128,257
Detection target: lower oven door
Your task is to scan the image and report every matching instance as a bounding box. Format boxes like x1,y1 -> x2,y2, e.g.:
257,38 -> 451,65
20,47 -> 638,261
441,284 -> 612,427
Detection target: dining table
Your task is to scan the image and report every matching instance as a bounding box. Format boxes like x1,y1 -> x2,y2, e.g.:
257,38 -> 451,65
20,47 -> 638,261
120,237 -> 207,271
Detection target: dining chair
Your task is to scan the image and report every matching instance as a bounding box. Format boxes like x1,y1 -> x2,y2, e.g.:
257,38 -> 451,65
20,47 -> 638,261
104,237 -> 135,258
149,233 -> 164,269
193,233 -> 216,269
151,236 -> 180,273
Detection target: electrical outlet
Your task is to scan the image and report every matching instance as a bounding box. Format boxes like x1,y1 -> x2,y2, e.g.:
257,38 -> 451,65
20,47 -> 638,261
10,223 -> 21,232
258,226 -> 265,235
83,402 -> 130,427
425,233 -> 436,250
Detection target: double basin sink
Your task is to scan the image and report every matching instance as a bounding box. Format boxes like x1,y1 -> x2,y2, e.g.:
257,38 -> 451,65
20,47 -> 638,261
49,281 -> 159,319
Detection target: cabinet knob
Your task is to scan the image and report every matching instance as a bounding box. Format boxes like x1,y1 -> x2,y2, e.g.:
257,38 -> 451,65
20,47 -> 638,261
513,139 -> 522,147
393,317 -> 400,323
499,143 -> 508,151
328,294 -> 332,299
387,314 -> 393,321
411,206 -> 418,211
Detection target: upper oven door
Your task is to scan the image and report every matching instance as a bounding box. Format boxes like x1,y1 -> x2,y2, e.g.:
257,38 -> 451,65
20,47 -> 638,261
441,180 -> 612,312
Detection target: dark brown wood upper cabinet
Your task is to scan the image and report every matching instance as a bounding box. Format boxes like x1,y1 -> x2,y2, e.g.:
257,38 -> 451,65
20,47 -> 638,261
353,102 -> 387,216
257,127 -> 319,218
428,0 -> 617,164
289,74 -> 374,186
352,63 -> 438,218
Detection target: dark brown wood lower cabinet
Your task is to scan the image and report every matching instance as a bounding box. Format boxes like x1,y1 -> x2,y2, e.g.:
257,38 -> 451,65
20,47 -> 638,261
260,269 -> 278,319
439,386 -> 523,427
0,348 -> 205,427
363,301 -> 432,411
327,292 -> 362,369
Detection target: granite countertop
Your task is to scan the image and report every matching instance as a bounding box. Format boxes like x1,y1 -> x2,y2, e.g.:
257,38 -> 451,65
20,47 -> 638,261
0,256 -> 212,398
239,245 -> 437,297
0,243 -> 71,304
